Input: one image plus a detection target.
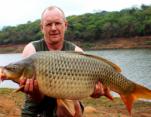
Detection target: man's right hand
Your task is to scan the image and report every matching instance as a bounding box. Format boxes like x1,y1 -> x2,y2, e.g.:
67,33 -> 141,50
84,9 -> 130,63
91,81 -> 113,100
19,78 -> 44,102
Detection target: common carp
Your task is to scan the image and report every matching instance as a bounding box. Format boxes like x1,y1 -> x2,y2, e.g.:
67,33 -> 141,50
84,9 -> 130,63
0,51 -> 151,114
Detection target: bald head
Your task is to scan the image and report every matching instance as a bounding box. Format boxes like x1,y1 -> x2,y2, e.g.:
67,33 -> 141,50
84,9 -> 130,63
41,6 -> 66,22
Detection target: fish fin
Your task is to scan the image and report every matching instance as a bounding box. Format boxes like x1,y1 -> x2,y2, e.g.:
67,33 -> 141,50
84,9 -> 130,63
56,99 -> 75,116
85,54 -> 122,72
102,85 -> 114,101
70,51 -> 121,72
120,84 -> 151,114
134,84 -> 151,99
12,85 -> 25,93
120,94 -> 135,114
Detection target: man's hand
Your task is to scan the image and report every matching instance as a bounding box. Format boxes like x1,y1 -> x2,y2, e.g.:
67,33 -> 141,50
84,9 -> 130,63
91,81 -> 113,100
19,78 -> 44,102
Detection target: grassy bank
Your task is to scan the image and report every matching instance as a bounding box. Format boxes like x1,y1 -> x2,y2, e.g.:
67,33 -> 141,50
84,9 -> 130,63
0,88 -> 151,117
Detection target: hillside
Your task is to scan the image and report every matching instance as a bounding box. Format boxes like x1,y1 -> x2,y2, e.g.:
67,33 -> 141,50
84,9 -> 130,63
1,5 -> 151,47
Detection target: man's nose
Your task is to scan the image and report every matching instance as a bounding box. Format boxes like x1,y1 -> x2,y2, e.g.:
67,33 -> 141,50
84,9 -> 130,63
51,23 -> 57,30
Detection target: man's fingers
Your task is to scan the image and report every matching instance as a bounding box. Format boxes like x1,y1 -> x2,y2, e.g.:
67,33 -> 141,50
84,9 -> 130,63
29,79 -> 34,92
98,83 -> 105,95
19,78 -> 36,94
91,82 -> 105,98
19,77 -> 26,85
24,79 -> 30,93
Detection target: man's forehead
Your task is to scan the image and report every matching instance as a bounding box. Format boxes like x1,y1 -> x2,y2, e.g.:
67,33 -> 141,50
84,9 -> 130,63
43,14 -> 64,22
44,19 -> 64,23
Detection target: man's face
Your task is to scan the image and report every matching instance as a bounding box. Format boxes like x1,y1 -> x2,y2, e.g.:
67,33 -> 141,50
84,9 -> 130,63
41,8 -> 67,44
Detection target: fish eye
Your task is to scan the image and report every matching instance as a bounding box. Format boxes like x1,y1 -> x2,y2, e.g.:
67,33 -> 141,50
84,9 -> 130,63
5,64 -> 18,71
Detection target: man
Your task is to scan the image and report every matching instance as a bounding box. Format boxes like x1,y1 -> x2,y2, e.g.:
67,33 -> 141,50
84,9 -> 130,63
20,6 -> 112,117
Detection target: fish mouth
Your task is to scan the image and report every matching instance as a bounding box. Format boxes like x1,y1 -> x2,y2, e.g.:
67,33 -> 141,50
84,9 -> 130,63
0,67 -> 6,83
0,77 -> 4,83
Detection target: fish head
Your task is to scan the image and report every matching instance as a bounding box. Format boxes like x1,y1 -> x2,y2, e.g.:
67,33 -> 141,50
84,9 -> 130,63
0,63 -> 25,83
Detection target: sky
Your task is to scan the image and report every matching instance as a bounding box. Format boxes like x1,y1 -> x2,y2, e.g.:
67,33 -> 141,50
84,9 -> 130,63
0,0 -> 151,29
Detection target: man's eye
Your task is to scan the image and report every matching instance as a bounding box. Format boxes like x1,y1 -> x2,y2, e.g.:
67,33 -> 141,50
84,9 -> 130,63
46,23 -> 52,26
45,22 -> 62,27
55,22 -> 61,25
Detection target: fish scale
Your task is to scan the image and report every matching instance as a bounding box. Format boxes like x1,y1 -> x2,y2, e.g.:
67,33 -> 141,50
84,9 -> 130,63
31,52 -> 101,99
0,51 -> 151,114
29,52 -> 126,99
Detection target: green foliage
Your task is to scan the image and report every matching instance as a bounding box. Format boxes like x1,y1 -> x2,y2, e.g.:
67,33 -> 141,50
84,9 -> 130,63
0,5 -> 151,45
0,20 -> 41,45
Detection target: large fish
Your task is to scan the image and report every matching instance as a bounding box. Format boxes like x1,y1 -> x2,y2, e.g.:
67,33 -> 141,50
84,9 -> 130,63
0,51 -> 151,114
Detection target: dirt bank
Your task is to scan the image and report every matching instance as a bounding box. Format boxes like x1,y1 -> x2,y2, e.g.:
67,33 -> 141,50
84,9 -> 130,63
0,88 -> 151,117
80,36 -> 151,50
0,36 -> 151,53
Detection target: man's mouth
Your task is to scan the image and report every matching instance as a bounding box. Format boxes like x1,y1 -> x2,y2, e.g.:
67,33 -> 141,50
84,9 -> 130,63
50,33 -> 60,36
51,33 -> 58,35
51,34 -> 58,36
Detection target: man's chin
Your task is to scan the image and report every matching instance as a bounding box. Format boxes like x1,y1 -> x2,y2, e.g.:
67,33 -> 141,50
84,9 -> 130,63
49,39 -> 63,45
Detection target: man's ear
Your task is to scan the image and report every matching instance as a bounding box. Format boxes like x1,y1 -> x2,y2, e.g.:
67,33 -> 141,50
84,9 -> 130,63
40,22 -> 44,33
65,21 -> 68,30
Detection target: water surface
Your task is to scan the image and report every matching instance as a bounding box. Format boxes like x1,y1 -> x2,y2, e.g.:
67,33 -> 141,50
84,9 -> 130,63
87,49 -> 151,89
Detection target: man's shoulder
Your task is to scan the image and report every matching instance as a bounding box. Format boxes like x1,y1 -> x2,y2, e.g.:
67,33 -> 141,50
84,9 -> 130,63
63,40 -> 83,52
31,39 -> 44,45
62,41 -> 74,51
31,39 -> 49,51
64,40 -> 83,52
22,42 -> 36,57
64,40 -> 76,46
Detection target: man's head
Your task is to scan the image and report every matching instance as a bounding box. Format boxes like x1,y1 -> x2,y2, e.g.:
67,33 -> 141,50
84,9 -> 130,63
40,6 -> 68,46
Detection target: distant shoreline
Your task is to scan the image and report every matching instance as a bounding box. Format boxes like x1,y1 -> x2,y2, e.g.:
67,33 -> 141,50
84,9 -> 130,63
79,36 -> 151,50
0,36 -> 151,53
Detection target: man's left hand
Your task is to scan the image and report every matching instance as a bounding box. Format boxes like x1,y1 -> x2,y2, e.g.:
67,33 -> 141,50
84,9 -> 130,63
91,81 -> 113,100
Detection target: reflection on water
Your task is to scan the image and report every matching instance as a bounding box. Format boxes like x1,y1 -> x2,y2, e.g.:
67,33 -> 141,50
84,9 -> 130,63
0,49 -> 151,90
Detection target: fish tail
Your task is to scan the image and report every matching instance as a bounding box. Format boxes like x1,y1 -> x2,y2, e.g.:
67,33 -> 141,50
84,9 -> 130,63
120,84 -> 151,114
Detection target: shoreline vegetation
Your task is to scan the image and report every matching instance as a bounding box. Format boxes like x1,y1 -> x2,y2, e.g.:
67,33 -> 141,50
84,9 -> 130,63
0,36 -> 151,54
0,88 -> 151,117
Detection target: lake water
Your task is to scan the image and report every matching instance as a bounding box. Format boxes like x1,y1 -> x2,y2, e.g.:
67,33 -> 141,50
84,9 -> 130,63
0,49 -> 151,92
0,53 -> 22,88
